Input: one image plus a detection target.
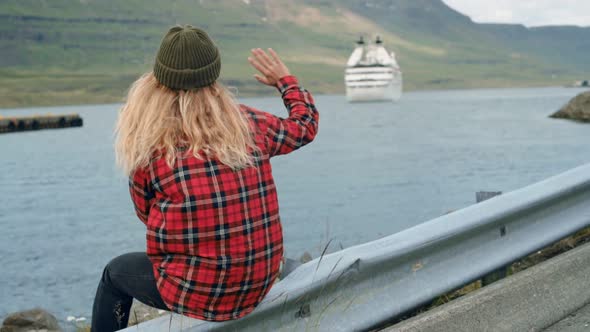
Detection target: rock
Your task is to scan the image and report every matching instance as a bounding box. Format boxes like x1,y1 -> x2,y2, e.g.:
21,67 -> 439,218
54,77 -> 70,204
281,257 -> 302,278
127,300 -> 170,326
1,308 -> 62,332
300,251 -> 313,263
550,91 -> 590,122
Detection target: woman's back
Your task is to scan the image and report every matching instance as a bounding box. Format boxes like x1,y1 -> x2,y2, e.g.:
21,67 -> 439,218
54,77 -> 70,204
129,75 -> 318,321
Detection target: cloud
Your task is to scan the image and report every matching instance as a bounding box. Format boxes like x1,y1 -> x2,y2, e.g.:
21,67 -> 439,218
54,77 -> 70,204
442,0 -> 590,27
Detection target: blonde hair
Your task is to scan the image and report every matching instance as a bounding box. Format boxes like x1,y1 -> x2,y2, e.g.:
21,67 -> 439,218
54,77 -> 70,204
115,72 -> 258,175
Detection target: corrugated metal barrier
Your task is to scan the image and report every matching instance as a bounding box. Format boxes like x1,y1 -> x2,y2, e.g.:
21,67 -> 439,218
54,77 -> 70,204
124,163 -> 590,331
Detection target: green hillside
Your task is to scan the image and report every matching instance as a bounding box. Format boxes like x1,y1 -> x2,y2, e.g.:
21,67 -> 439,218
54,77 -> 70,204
0,0 -> 588,108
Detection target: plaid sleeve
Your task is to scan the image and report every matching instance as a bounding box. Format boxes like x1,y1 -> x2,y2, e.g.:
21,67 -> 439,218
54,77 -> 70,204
129,167 -> 154,225
265,75 -> 319,157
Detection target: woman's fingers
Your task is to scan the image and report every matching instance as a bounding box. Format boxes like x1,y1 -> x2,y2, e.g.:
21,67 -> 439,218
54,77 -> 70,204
250,49 -> 271,70
253,48 -> 274,68
249,56 -> 273,86
254,74 -> 271,85
249,49 -> 275,77
267,48 -> 290,77
249,47 -> 290,86
268,48 -> 284,66
248,56 -> 271,76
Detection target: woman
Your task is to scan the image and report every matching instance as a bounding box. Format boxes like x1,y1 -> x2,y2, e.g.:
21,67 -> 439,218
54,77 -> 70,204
91,25 -> 319,331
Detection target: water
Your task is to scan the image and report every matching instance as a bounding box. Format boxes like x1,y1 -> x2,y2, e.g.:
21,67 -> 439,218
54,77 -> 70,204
1,87 -> 589,323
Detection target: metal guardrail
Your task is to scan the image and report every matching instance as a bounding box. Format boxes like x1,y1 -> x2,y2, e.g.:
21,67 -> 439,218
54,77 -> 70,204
125,163 -> 590,332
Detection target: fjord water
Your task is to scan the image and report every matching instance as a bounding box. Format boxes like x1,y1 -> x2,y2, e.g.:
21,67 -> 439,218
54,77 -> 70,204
1,87 -> 589,322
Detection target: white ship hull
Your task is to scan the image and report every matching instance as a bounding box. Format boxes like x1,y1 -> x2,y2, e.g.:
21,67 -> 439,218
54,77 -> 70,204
346,76 -> 402,102
345,67 -> 402,102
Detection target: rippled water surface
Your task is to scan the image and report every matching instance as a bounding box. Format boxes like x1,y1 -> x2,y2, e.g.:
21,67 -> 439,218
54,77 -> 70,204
1,87 -> 589,322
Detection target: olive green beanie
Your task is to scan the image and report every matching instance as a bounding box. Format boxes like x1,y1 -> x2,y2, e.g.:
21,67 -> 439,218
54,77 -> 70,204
153,25 -> 221,90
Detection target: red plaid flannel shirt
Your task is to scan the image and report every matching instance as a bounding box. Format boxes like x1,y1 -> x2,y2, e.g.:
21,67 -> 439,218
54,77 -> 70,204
129,76 -> 318,321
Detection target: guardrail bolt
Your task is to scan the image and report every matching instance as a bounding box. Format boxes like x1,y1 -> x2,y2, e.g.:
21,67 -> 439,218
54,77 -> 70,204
500,226 -> 507,237
295,304 -> 311,318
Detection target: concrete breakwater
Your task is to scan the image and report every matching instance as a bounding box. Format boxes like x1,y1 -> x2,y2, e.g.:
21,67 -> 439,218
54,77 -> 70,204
0,114 -> 83,134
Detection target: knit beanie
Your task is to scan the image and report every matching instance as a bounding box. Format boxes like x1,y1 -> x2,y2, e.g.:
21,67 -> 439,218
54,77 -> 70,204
153,25 -> 221,90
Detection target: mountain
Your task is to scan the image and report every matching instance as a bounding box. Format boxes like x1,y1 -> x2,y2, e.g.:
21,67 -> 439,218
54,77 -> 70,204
0,0 -> 588,108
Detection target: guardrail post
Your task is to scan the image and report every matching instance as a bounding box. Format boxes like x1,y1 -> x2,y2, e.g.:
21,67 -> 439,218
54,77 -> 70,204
477,191 -> 508,286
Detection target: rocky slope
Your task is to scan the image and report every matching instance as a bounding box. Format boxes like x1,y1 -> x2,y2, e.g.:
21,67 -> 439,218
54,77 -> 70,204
551,91 -> 590,122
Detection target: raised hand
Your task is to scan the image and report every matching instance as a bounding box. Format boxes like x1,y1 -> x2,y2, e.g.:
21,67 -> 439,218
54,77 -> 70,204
248,48 -> 291,87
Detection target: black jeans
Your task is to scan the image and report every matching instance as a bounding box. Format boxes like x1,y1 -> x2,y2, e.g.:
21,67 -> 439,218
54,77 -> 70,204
91,252 -> 168,332
91,253 -> 299,331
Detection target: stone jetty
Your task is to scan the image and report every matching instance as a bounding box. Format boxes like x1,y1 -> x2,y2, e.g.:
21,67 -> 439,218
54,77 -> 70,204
0,114 -> 83,134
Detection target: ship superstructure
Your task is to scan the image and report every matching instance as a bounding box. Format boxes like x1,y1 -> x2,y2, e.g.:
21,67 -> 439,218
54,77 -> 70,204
345,36 -> 403,102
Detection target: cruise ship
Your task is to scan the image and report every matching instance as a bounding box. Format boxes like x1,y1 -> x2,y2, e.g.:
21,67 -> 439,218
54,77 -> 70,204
345,36 -> 403,102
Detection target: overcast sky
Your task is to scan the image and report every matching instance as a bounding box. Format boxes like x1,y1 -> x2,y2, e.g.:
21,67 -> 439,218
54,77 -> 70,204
442,0 -> 590,27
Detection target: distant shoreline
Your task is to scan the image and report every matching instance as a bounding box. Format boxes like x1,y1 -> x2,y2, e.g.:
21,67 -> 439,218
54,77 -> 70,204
1,83 -> 586,111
